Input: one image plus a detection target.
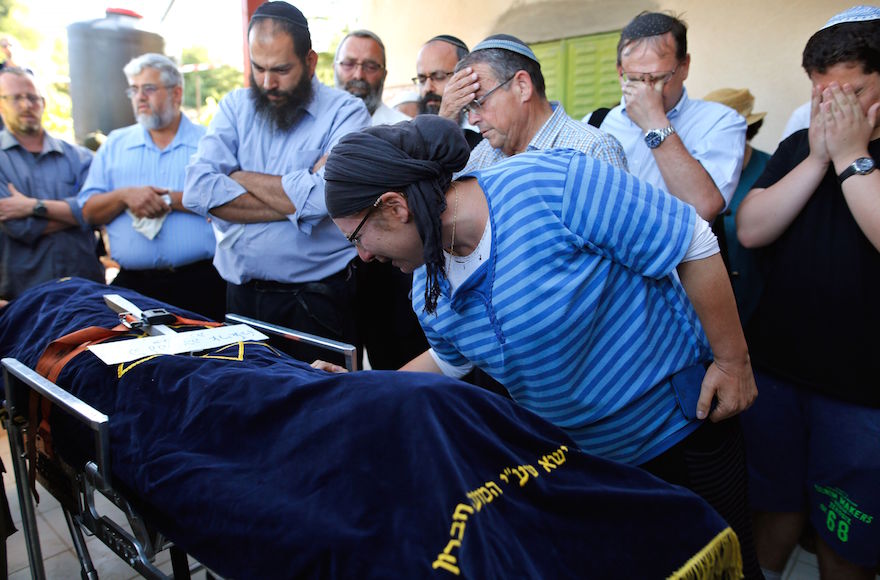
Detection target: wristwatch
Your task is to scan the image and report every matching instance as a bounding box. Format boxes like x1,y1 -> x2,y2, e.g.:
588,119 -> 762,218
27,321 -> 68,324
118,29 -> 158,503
31,199 -> 47,218
645,126 -> 676,149
837,157 -> 876,184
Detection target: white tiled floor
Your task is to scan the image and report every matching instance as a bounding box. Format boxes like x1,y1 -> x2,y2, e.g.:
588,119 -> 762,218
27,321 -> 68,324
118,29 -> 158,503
0,427 -> 206,579
782,546 -> 821,580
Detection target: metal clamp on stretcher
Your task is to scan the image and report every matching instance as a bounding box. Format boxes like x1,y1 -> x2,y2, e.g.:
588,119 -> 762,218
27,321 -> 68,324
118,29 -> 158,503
1,295 -> 357,579
107,294 -> 192,337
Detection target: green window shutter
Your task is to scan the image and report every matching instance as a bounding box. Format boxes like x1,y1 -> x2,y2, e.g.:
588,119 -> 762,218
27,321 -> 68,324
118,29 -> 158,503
531,42 -> 564,103
565,32 -> 621,119
530,31 -> 621,120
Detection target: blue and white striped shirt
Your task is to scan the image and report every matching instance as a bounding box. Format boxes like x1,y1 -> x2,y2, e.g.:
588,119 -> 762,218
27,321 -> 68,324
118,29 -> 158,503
78,115 -> 216,270
414,148 -> 710,465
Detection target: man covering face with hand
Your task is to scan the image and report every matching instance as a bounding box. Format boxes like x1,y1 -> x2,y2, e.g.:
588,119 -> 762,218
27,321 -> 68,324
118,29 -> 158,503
586,12 -> 746,222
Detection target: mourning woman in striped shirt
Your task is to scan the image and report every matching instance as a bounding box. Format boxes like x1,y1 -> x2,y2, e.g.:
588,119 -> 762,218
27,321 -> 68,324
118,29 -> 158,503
323,114 -> 761,576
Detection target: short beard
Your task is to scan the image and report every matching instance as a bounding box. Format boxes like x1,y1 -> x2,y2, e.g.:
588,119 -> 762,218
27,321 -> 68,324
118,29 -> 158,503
341,78 -> 382,115
15,120 -> 41,135
250,71 -> 314,132
419,92 -> 442,115
136,106 -> 176,131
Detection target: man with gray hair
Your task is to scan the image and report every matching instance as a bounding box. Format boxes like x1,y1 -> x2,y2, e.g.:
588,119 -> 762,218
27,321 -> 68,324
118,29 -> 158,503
456,34 -> 627,173
334,29 -> 409,126
445,35 -> 626,396
78,52 -> 224,320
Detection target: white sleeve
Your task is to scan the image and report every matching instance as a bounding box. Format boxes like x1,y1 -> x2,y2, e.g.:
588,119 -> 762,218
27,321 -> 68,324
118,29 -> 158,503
681,217 -> 719,262
429,348 -> 473,379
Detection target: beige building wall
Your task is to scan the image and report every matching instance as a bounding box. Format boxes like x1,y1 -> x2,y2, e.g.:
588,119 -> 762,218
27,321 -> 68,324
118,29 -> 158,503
363,0 -> 856,153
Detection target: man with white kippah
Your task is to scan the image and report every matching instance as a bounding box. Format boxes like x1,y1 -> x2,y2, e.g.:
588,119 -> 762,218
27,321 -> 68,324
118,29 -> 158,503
585,11 -> 747,223
737,6 -> 880,579
391,90 -> 419,118
456,34 -> 628,174
443,34 -> 627,396
778,9 -> 880,143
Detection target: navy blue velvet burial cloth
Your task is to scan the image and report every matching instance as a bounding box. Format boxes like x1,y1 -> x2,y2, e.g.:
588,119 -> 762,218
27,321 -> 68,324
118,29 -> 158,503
0,278 -> 741,579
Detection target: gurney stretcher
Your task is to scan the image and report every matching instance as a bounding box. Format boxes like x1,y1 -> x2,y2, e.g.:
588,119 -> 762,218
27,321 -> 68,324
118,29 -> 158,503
1,293 -> 356,579
0,278 -> 744,579
3,357 -> 175,579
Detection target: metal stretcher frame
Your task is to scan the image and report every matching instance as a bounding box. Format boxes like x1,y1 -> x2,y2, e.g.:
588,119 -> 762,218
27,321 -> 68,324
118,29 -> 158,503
1,312 -> 358,579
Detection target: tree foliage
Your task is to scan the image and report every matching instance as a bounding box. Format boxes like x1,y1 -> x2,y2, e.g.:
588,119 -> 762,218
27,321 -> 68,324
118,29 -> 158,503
181,45 -> 242,123
315,27 -> 350,89
315,51 -> 335,87
0,0 -> 72,139
0,0 -> 38,49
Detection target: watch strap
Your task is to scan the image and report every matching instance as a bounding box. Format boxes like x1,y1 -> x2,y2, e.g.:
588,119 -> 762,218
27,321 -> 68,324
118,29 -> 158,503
31,199 -> 47,218
837,157 -> 876,185
658,125 -> 676,140
645,125 -> 676,149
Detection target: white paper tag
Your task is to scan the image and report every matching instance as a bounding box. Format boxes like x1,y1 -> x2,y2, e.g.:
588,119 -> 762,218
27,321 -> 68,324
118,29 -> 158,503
87,324 -> 269,365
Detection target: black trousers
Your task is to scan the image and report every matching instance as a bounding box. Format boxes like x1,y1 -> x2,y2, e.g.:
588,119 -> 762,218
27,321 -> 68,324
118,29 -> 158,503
226,263 -> 358,367
641,417 -> 763,580
112,259 -> 227,322
354,260 -> 427,370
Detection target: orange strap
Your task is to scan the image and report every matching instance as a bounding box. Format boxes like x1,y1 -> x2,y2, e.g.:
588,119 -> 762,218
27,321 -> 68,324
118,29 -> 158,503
26,315 -> 222,500
36,325 -> 128,383
27,324 -> 129,501
174,316 -> 222,328
35,315 -> 221,382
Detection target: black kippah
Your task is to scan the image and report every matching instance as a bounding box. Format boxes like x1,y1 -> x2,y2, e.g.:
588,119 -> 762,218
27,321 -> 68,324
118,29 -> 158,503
427,34 -> 469,53
251,1 -> 309,30
622,12 -> 676,40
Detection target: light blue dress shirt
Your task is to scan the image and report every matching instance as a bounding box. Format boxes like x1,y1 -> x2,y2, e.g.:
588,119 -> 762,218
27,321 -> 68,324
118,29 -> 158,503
183,78 -> 370,284
595,88 -> 747,209
77,115 -> 216,270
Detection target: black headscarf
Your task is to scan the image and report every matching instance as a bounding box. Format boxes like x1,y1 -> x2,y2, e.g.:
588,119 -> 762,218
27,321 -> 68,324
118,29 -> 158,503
324,115 -> 470,313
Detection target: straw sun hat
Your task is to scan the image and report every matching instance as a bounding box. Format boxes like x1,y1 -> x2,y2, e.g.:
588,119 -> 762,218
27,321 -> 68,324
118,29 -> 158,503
703,88 -> 766,126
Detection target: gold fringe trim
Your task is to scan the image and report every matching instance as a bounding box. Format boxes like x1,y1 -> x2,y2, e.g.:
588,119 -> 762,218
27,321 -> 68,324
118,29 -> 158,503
668,527 -> 744,580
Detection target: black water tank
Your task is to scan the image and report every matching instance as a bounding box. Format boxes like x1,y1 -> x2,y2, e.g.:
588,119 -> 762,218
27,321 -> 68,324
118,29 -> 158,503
67,8 -> 164,144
